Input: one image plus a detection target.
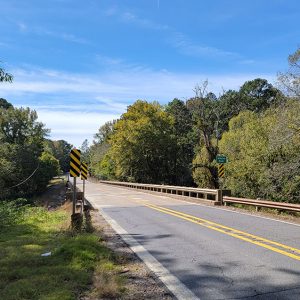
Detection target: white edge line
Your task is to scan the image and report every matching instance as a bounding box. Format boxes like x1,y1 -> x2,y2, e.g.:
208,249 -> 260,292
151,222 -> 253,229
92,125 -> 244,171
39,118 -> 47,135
93,203 -> 200,300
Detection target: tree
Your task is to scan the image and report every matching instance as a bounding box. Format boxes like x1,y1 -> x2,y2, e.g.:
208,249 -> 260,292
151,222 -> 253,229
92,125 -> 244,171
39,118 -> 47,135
219,100 -> 300,203
165,98 -> 194,185
109,100 -> 175,183
34,152 -> 60,193
0,98 -> 13,109
186,82 -> 219,188
0,66 -> 13,83
278,47 -> 300,98
93,120 -> 117,144
0,106 -> 49,199
238,78 -> 284,111
89,121 -> 117,178
188,79 -> 285,188
80,139 -> 90,164
44,139 -> 73,172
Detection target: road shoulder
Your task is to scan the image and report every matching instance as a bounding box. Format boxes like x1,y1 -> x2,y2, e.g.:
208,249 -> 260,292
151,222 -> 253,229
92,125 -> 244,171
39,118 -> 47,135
89,208 -> 174,300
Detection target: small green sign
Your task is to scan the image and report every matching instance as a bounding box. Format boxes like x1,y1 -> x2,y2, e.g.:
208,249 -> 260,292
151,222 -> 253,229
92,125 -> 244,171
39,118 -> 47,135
216,155 -> 227,164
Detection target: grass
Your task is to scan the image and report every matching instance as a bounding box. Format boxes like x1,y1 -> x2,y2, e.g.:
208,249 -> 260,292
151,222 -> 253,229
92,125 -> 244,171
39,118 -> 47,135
0,191 -> 125,299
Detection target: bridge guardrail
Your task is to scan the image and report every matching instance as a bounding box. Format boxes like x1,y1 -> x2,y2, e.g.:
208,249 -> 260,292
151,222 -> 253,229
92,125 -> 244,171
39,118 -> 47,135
223,196 -> 300,213
98,180 -> 300,213
99,180 -> 226,205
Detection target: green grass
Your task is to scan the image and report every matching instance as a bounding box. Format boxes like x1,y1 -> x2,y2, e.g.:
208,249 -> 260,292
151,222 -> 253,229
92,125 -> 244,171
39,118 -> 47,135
0,206 -> 124,300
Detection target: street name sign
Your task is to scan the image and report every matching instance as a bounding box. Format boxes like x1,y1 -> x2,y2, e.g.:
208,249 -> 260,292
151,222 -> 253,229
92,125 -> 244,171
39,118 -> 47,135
216,155 -> 227,164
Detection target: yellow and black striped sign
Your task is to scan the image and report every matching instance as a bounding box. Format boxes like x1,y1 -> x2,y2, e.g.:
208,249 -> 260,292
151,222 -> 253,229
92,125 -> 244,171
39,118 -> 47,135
70,149 -> 81,177
81,162 -> 88,180
218,164 -> 225,178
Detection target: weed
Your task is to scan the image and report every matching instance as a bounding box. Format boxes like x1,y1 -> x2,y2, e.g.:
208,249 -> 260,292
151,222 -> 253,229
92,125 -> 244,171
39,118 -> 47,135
0,205 -> 124,300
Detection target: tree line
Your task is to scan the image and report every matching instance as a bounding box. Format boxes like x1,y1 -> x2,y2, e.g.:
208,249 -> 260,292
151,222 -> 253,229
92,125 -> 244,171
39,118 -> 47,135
87,48 -> 300,203
0,66 -> 73,200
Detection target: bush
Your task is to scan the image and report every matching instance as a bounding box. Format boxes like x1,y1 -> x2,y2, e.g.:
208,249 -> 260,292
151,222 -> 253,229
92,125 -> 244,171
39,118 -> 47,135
0,198 -> 28,228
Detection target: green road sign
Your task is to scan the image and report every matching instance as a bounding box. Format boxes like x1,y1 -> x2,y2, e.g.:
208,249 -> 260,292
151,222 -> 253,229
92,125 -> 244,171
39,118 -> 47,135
216,155 -> 227,164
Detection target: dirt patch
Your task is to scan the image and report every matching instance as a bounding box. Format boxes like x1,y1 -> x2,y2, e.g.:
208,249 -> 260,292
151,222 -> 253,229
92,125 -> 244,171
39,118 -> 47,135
88,209 -> 174,300
34,178 -> 66,209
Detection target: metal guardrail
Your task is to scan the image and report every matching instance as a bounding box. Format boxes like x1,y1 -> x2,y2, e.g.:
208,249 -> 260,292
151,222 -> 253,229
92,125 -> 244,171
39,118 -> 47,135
223,196 -> 300,213
99,180 -> 300,213
99,180 -> 224,205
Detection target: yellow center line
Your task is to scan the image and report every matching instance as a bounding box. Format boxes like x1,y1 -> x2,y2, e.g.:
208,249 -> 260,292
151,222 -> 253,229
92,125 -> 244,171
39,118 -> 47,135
139,202 -> 300,261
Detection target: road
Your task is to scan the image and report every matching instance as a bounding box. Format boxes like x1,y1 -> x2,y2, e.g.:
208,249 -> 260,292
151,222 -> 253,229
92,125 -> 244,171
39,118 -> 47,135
78,179 -> 300,299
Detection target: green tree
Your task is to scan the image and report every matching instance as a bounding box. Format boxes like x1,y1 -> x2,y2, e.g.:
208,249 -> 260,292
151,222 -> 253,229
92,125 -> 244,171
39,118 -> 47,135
80,139 -> 90,164
94,120 -> 117,144
186,82 -> 219,188
33,152 -> 60,193
238,78 -> 284,112
0,106 -> 49,199
109,100 -> 175,183
165,98 -> 194,185
189,79 -> 284,188
0,98 -> 13,109
44,139 -> 73,172
219,100 -> 300,203
89,121 -> 117,178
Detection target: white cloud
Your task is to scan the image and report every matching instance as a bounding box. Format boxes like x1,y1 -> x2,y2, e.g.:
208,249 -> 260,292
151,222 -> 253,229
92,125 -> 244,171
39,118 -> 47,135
36,109 -> 120,147
169,32 -> 241,59
1,64 -> 275,146
120,11 -> 169,31
17,22 -> 27,32
16,21 -> 88,44
102,7 -> 244,61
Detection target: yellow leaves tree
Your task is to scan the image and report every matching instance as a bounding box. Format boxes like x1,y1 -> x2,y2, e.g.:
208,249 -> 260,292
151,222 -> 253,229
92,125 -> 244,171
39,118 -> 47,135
108,100 -> 175,183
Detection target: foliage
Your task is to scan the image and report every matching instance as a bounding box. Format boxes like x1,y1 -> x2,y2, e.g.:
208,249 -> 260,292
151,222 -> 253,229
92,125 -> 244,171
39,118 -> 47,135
89,121 -> 117,178
165,99 -> 195,185
187,82 -> 219,187
86,50 -> 299,204
187,79 -> 284,188
0,98 -> 13,109
44,139 -> 73,172
0,66 -> 13,82
0,104 -> 60,199
80,139 -> 90,164
33,152 -> 60,192
219,101 -> 300,203
94,120 -> 117,144
109,100 -> 175,183
278,47 -> 300,98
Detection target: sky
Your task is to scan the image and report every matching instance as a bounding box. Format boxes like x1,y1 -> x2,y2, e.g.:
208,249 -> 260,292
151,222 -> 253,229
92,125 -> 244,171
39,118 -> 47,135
0,0 -> 299,147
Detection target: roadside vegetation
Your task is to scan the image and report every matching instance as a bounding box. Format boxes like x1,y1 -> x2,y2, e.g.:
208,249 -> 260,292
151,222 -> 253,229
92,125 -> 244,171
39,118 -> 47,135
0,100 -> 73,201
86,47 -> 300,204
0,181 -> 125,300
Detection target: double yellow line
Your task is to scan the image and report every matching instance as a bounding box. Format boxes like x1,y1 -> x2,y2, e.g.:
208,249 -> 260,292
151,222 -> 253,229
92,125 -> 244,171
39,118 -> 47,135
142,202 -> 300,261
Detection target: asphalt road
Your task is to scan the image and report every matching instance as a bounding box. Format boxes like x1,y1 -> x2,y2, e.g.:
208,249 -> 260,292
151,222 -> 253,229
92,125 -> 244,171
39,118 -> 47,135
78,179 -> 300,300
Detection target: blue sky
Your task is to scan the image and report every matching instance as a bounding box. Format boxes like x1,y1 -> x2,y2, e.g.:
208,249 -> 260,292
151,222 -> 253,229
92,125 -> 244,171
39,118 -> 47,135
0,0 -> 299,146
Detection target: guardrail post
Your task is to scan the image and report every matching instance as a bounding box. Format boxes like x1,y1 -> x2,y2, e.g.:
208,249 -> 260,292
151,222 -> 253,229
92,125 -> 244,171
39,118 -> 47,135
216,189 -> 222,205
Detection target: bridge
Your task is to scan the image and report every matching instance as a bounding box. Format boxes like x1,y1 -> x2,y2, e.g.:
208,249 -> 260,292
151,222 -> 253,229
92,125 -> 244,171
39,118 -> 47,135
72,178 -> 300,299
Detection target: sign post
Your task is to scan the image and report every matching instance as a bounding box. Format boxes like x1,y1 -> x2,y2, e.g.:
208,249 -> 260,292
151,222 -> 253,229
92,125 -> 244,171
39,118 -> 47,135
81,162 -> 88,206
70,148 -> 81,215
218,164 -> 225,178
216,155 -> 227,191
